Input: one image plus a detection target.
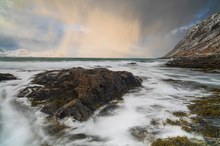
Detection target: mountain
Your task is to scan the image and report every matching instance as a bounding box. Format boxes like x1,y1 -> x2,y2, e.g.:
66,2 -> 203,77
0,49 -> 5,57
165,12 -> 220,58
165,12 -> 220,69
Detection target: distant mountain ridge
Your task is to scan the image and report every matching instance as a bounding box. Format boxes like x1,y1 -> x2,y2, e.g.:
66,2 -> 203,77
165,12 -> 220,58
0,49 -> 5,57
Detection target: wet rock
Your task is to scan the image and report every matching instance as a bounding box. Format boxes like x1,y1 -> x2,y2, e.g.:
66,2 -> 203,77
173,111 -> 187,117
188,97 -> 220,117
68,133 -> 88,141
45,123 -> 67,136
127,62 -> 137,65
130,126 -> 148,141
98,102 -> 120,116
162,78 -> 208,90
152,136 -> 203,146
55,99 -> 92,121
166,56 -> 220,69
18,67 -> 142,121
0,73 -> 17,82
163,93 -> 220,145
189,97 -> 220,138
44,116 -> 68,136
41,100 -> 63,116
150,119 -> 160,127
67,133 -> 107,142
205,137 -> 220,146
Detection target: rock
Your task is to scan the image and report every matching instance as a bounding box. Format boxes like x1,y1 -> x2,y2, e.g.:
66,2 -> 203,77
55,99 -> 92,121
0,73 -> 17,82
46,124 -> 66,136
164,12 -> 220,69
127,62 -> 137,65
68,133 -> 88,141
67,133 -> 107,142
98,102 -> 120,116
41,100 -> 62,116
166,55 -> 220,69
205,137 -> 220,146
130,126 -> 148,141
18,67 -> 142,121
152,136 -> 203,146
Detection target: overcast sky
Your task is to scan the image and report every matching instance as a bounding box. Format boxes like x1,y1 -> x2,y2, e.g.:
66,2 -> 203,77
0,0 -> 220,57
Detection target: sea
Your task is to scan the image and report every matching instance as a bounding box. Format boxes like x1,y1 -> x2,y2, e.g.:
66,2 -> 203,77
0,57 -> 219,146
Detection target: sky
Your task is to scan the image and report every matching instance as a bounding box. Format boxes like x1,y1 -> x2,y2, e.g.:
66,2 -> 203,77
0,0 -> 220,58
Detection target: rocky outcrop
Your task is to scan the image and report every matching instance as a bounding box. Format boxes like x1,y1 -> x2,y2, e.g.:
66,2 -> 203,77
18,67 -> 142,121
166,55 -> 220,69
0,73 -> 17,82
165,12 -> 220,69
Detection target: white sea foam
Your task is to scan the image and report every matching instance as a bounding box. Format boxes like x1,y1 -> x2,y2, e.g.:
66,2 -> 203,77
0,59 -> 219,146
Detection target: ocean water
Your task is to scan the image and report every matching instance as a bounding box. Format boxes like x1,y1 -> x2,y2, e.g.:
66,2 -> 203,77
0,57 -> 219,146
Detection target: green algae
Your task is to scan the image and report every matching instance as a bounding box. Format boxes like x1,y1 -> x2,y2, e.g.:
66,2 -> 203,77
187,94 -> 220,139
53,98 -> 68,107
164,96 -> 220,136
32,98 -> 68,107
173,111 -> 187,117
164,118 -> 188,126
31,99 -> 47,106
164,118 -> 192,133
155,82 -> 220,145
188,97 -> 220,117
151,136 -> 202,146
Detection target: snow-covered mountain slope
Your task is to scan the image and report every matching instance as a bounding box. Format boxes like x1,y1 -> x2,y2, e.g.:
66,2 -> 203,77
165,12 -> 220,58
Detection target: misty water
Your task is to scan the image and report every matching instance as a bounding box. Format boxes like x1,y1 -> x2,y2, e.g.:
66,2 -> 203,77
0,59 -> 219,146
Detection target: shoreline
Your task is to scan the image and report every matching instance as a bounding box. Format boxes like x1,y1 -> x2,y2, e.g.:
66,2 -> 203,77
165,55 -> 220,69
0,60 -> 219,145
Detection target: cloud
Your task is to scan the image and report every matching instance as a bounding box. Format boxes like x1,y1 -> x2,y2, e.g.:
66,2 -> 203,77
0,0 -> 220,57
0,4 -> 63,53
0,34 -> 19,50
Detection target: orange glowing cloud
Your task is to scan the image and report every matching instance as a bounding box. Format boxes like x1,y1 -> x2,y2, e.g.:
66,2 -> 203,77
6,0 -> 141,57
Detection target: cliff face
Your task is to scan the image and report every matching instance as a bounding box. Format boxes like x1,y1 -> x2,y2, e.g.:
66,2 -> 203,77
165,12 -> 220,58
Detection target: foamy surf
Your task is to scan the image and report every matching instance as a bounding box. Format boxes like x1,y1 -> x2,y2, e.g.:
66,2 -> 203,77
0,59 -> 219,146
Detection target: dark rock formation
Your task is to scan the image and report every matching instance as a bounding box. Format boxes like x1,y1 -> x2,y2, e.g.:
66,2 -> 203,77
130,126 -> 148,141
0,73 -> 17,82
98,102 -> 120,117
18,67 -> 142,121
166,55 -> 220,69
127,62 -> 137,65
164,12 -> 220,69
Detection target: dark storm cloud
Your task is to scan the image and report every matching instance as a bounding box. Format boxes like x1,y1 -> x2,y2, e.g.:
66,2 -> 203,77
0,34 -> 19,50
92,0 -> 208,31
52,0 -> 217,57
89,0 -> 220,57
